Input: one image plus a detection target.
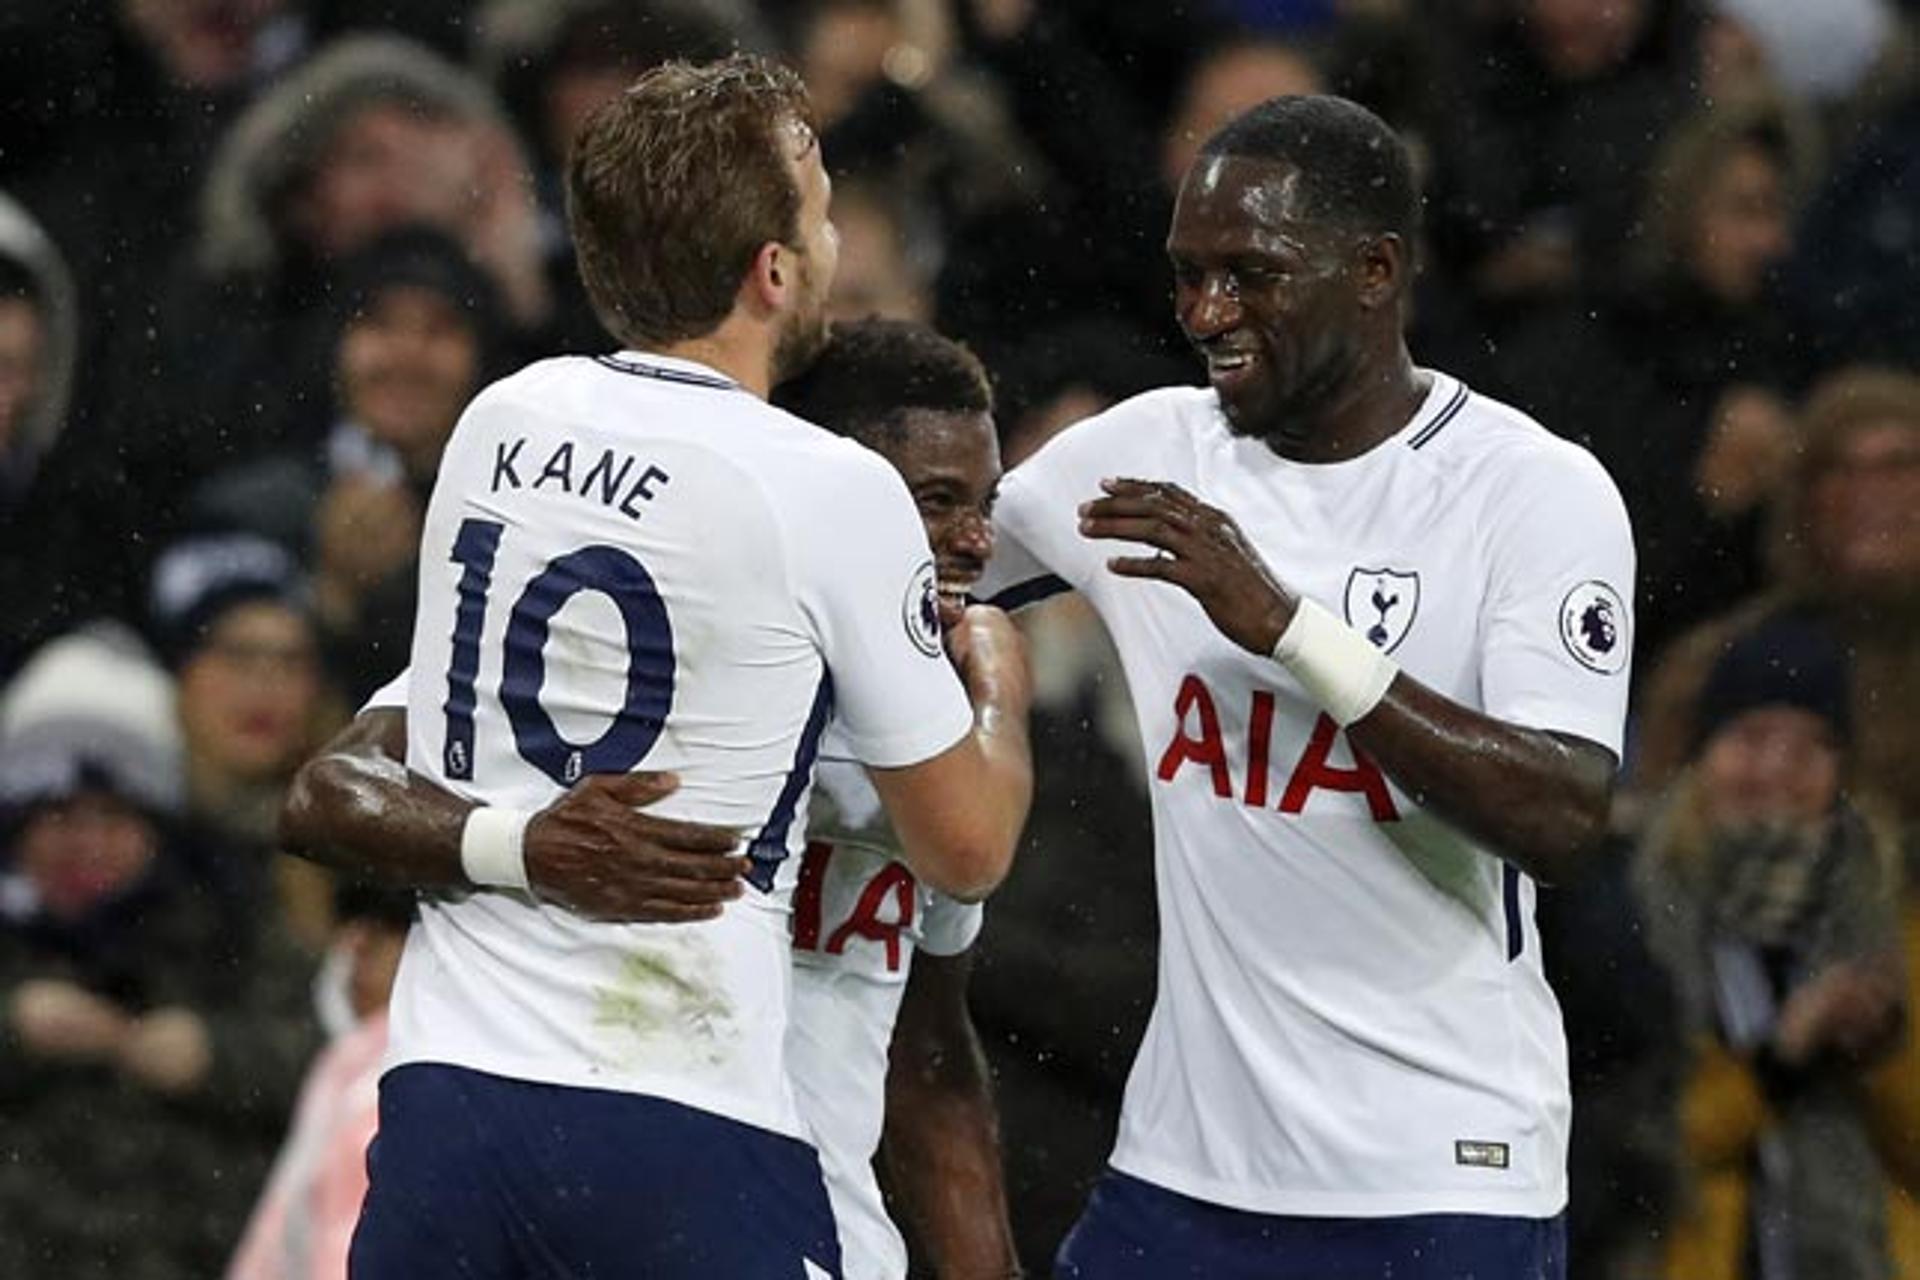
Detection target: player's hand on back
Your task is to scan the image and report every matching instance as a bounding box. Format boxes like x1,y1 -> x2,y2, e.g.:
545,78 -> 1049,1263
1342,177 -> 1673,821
523,772 -> 749,924
1080,478 -> 1297,656
946,604 -> 1032,719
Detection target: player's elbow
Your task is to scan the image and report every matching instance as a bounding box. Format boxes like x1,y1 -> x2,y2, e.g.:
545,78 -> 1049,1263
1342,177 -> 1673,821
1519,789 -> 1612,886
278,755 -> 332,862
918,837 -> 1013,904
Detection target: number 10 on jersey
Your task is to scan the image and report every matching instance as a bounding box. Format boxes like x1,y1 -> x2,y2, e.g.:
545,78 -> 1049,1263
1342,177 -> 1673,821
443,517 -> 676,787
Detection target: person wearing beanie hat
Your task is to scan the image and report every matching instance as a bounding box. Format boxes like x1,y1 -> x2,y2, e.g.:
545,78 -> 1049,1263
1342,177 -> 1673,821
0,623 -> 183,825
0,627 -> 322,1280
1691,607 -> 1854,758
323,225 -> 507,491
1635,607 -> 1908,1279
151,532 -> 331,946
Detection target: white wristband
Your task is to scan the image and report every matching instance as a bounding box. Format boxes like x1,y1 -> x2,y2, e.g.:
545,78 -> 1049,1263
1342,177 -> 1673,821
1270,598 -> 1398,727
460,808 -> 532,891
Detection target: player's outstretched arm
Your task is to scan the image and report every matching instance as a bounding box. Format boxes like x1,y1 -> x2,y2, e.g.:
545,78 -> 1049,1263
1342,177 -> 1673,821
869,606 -> 1034,903
1081,479 -> 1614,884
882,950 -> 1021,1279
281,710 -> 749,922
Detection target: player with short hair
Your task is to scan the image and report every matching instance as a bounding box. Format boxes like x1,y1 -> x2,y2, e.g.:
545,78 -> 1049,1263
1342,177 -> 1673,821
279,57 -> 1032,1278
289,319 -> 1024,1279
978,95 -> 1634,1277
773,319 -> 1018,1278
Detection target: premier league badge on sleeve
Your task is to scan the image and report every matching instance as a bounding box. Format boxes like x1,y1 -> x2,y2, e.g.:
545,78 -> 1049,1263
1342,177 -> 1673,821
903,559 -> 943,657
1560,581 -> 1629,674
1343,567 -> 1420,653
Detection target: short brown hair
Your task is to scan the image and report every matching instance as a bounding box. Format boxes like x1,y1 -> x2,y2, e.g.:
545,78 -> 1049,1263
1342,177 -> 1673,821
567,54 -> 814,348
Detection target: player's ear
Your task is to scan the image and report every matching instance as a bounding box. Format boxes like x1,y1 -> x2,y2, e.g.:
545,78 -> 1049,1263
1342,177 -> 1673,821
743,240 -> 789,315
1354,234 -> 1406,312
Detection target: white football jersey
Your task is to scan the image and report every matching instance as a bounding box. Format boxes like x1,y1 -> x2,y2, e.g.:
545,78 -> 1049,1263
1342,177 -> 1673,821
979,374 -> 1634,1217
788,734 -> 983,1280
391,352 -> 973,1139
362,675 -> 980,1280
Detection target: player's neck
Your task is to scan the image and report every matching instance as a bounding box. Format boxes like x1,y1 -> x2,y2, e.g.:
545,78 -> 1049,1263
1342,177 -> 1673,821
646,329 -> 775,400
1268,345 -> 1425,465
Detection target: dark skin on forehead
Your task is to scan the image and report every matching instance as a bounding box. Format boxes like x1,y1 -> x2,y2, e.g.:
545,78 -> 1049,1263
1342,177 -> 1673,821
869,408 -> 1001,544
1167,152 -> 1426,463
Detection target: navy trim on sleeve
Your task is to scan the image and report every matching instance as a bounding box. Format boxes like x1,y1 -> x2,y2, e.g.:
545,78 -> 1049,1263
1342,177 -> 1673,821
984,574 -> 1072,612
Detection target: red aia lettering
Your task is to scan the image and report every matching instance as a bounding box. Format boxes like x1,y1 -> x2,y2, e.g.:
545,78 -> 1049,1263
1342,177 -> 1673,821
1156,674 -> 1233,798
791,839 -> 835,951
1156,676 -> 1400,821
1277,713 -> 1400,821
826,863 -> 917,972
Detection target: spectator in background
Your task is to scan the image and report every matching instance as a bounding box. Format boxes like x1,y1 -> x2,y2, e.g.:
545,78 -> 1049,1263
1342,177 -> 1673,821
227,882 -> 413,1280
0,194 -> 83,675
81,34 -> 548,611
1635,608 -> 1908,1280
0,1 -> 306,427
475,0 -> 752,351
1158,36 -> 1324,193
1491,99 -> 1813,667
306,229 -> 503,703
943,20 -> 1323,362
1425,0 -> 1699,327
149,533 -> 333,947
827,178 -> 938,324
1637,368 -> 1920,832
0,625 -> 318,1280
1711,0 -> 1902,108
1784,78 -> 1920,369
0,195 -> 75,514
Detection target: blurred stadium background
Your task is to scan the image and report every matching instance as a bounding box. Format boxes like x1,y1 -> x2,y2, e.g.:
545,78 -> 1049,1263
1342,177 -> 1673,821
2,1 -> 1919,1276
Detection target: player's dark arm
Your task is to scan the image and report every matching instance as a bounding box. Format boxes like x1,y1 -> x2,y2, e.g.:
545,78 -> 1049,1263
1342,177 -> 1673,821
869,607 -> 1034,903
881,950 -> 1021,1279
1081,480 -> 1612,885
282,709 -> 750,921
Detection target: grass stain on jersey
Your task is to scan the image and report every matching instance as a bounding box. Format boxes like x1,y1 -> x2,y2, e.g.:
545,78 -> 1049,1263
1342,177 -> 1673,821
591,938 -> 737,1068
1381,813 -> 1496,923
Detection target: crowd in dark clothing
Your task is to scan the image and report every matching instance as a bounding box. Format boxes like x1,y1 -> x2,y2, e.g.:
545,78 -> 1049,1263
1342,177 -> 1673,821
3,1 -> 1920,1276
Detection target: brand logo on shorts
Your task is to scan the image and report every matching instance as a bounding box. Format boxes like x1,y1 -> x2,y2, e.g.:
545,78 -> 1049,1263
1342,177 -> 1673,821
1559,580 -> 1628,675
903,559 -> 943,658
1455,1139 -> 1511,1170
1343,567 -> 1420,653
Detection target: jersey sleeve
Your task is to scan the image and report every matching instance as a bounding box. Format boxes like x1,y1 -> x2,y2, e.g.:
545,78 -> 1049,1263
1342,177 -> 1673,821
360,669 -> 408,713
787,449 -> 975,769
1477,444 -> 1636,759
917,891 -> 984,958
978,395 -> 1168,607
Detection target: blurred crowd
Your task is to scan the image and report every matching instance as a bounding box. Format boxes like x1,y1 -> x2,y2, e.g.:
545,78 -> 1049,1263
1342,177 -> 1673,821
2,0 -> 1920,1276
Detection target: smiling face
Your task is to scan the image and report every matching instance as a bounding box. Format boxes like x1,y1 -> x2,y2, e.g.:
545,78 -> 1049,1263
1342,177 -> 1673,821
1808,419 -> 1920,595
1685,141 -> 1791,305
868,409 -> 1001,613
1167,153 -> 1386,449
337,284 -> 480,477
1698,705 -> 1842,832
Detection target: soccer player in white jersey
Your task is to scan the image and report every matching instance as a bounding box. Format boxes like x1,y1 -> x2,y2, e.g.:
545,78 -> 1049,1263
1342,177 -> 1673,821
276,58 -> 1032,1278
974,95 -> 1635,1277
286,320 -> 1023,1278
